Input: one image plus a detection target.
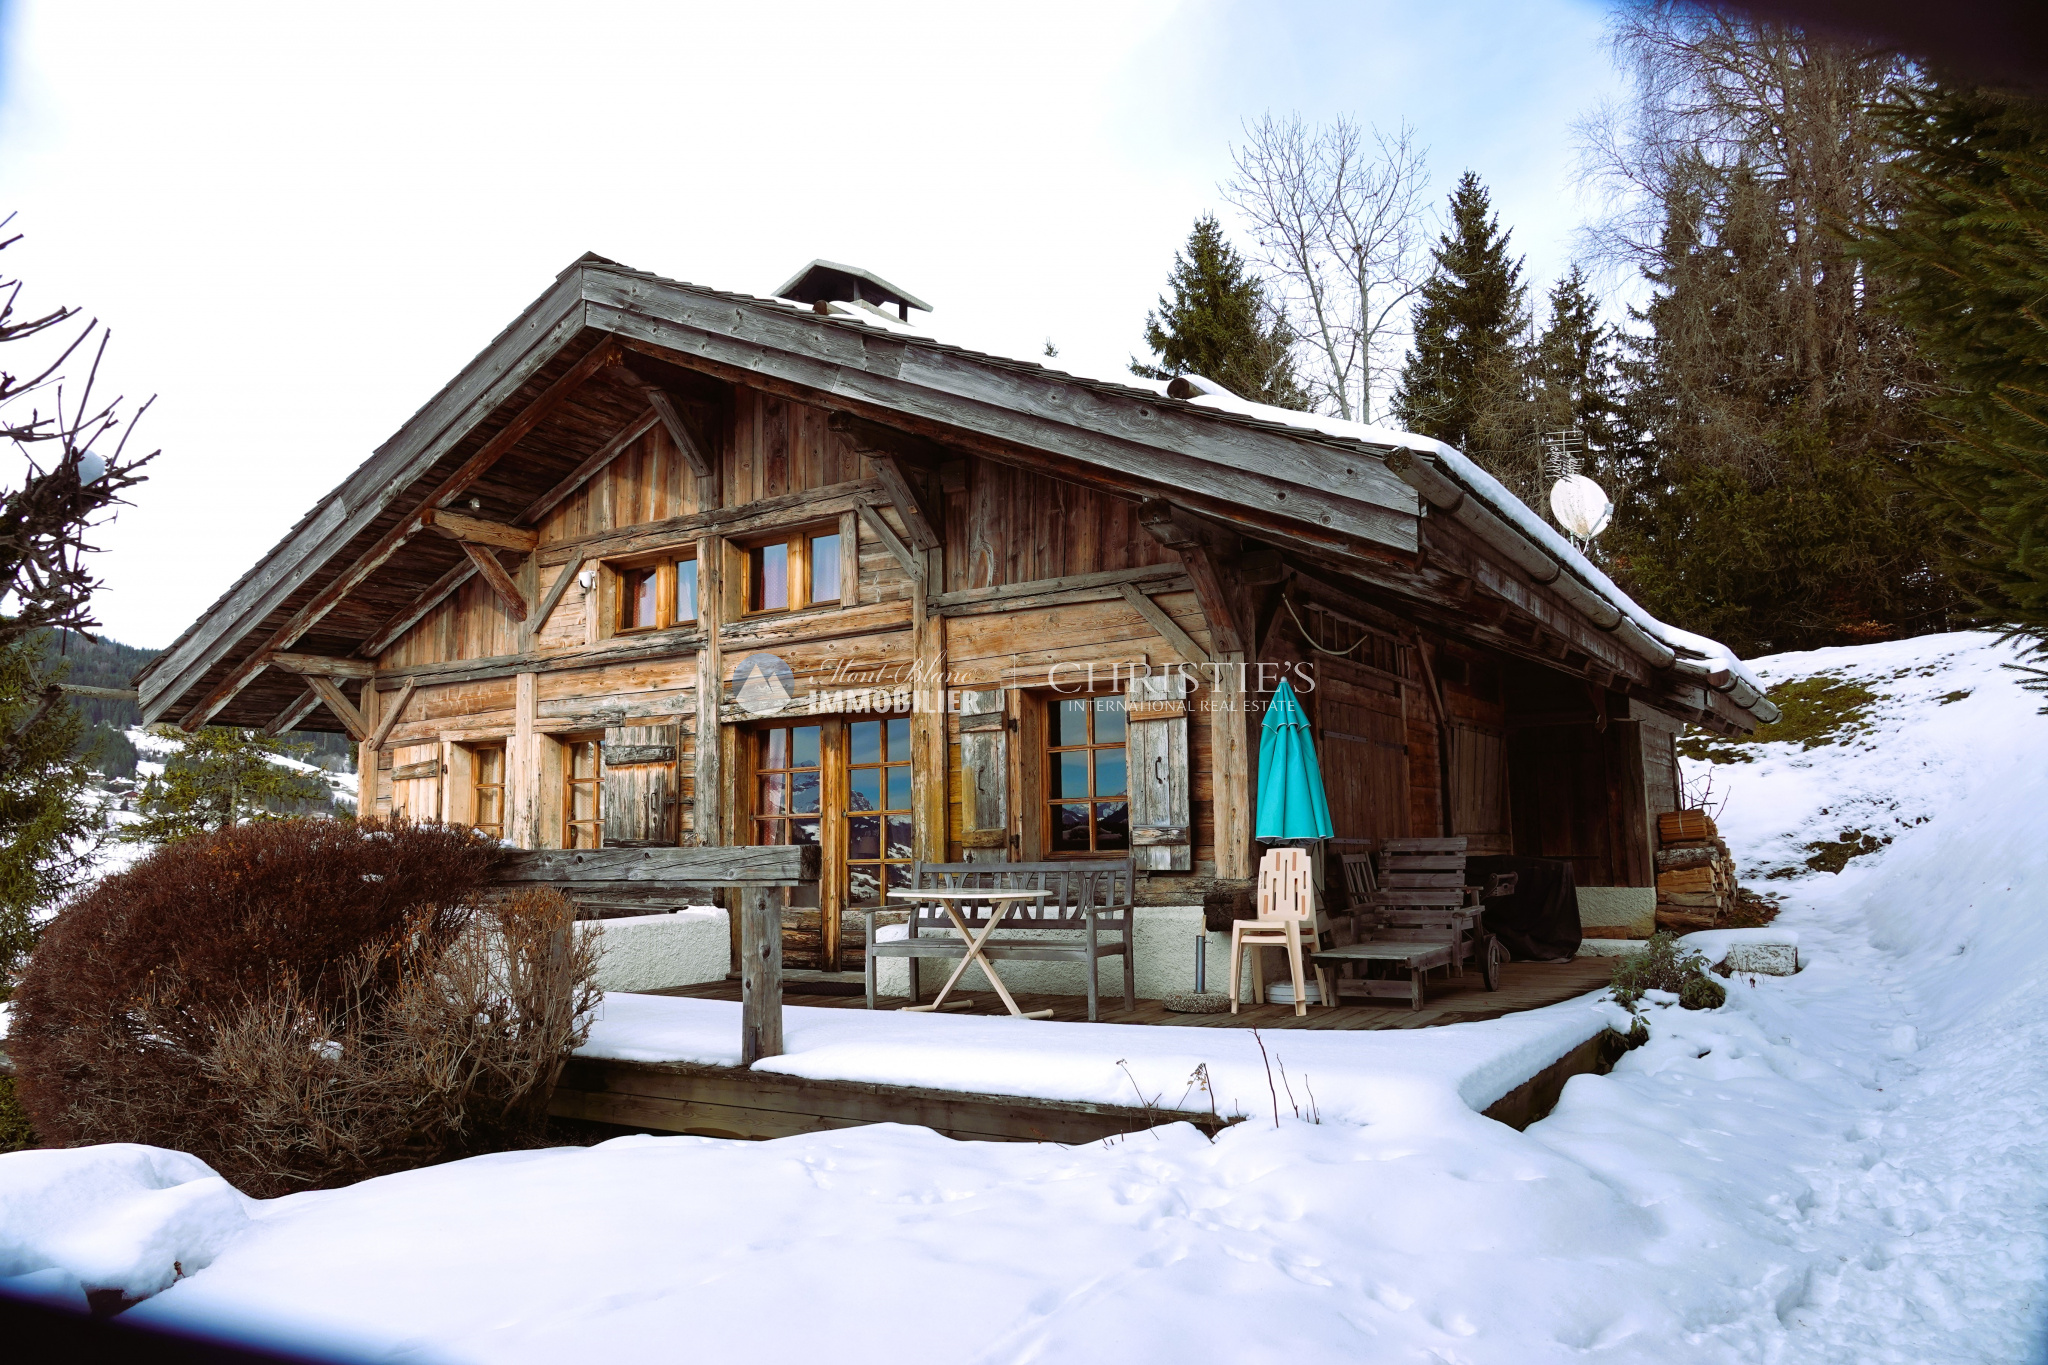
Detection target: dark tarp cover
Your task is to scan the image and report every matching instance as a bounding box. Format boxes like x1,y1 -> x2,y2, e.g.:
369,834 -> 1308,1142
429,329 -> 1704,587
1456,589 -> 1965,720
1467,855 -> 1582,961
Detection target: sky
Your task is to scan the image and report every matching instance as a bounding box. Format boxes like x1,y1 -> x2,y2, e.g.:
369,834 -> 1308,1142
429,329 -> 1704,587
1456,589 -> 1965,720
0,0 -> 1628,650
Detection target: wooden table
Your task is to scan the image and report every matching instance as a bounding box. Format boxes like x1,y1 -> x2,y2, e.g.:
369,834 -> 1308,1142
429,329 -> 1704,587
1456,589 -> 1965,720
889,888 -> 1054,1020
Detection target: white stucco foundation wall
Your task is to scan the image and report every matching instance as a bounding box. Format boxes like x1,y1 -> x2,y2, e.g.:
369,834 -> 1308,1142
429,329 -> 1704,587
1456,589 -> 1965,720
577,908 -> 730,994
873,906 -> 1251,1001
1576,886 -> 1656,937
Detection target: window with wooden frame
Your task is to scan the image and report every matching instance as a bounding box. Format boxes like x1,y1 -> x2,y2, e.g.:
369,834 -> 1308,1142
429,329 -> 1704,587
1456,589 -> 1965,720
742,528 -> 842,615
472,744 -> 506,841
564,738 -> 601,848
1045,695 -> 1129,854
752,724 -> 821,848
612,553 -> 699,635
846,717 -> 914,905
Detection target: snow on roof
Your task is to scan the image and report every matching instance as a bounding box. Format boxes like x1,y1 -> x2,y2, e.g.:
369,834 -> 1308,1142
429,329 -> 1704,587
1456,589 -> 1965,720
750,288 -> 1765,699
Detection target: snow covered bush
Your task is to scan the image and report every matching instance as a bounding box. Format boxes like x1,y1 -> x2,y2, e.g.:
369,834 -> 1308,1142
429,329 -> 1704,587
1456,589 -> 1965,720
1608,932 -> 1727,1014
7,818 -> 598,1194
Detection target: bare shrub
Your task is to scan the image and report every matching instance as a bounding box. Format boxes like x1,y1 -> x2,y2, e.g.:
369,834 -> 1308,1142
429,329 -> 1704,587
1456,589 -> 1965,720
198,889 -> 600,1194
7,819 -> 598,1194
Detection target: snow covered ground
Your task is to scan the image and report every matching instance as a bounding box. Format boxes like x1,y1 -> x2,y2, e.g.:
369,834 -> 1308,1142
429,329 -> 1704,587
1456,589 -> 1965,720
4,632 -> 2045,1362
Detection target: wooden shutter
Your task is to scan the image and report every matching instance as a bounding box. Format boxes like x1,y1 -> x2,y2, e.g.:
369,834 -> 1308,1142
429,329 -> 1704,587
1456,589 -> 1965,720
601,724 -> 678,848
389,743 -> 443,823
1126,672 -> 1191,871
956,688 -> 1008,863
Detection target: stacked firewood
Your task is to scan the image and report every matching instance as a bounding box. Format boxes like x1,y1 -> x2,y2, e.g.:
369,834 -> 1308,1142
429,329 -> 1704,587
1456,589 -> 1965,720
1654,810 -> 1737,932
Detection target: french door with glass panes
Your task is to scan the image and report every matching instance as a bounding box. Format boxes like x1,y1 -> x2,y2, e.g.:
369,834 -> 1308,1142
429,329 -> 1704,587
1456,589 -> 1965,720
750,715 -> 914,972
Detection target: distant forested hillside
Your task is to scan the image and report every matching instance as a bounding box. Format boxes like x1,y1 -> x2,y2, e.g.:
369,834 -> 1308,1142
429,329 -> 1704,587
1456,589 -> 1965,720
41,631 -> 356,778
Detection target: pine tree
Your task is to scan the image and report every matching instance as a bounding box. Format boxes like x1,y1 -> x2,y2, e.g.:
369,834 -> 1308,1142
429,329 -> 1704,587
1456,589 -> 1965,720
1132,215 -> 1307,409
1392,172 -> 1530,459
1856,81 -> 2048,688
123,726 -> 337,844
0,637 -> 98,990
1599,166 -> 1950,656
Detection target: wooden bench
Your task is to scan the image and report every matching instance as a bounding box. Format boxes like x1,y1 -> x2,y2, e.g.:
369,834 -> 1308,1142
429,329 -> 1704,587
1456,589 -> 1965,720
1312,839 -> 1501,1010
861,860 -> 1137,1021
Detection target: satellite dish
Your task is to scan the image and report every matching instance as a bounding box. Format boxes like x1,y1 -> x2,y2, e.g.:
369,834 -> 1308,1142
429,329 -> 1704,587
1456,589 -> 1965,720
1549,473 -> 1613,540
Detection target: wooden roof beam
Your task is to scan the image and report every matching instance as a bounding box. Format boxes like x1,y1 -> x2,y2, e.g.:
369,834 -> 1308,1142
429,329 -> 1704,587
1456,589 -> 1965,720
612,361 -> 713,479
461,543 -> 528,621
1118,582 -> 1210,667
423,509 -> 538,552
305,676 -> 368,742
263,687 -> 324,737
271,652 -> 376,679
175,338 -> 622,730
367,677 -> 417,751
828,414 -> 942,551
357,559 -> 477,659
856,502 -> 924,583
1138,499 -> 1249,656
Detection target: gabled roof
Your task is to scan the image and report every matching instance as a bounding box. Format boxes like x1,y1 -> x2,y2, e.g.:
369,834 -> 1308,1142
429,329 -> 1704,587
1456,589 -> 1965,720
135,253 -> 1774,733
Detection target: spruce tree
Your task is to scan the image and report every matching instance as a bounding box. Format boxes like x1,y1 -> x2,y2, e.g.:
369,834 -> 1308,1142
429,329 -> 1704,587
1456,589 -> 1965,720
0,637 -> 98,990
1856,81 -> 2048,686
1392,172 -> 1529,458
124,726 -> 337,844
1132,215 -> 1307,409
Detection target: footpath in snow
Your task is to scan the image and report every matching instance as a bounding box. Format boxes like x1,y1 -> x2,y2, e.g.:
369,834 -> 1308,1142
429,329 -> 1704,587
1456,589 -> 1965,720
3,631 -> 2045,1364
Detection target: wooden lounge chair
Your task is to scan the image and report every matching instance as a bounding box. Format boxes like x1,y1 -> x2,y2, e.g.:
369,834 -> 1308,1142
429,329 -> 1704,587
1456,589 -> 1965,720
1311,838 -> 1503,1010
860,859 -> 1136,1021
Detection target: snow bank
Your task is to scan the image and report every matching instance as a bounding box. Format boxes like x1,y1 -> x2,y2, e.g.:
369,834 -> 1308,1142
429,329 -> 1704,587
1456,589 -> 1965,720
10,632 -> 2045,1362
0,1145 -> 253,1305
581,988 -> 1625,1122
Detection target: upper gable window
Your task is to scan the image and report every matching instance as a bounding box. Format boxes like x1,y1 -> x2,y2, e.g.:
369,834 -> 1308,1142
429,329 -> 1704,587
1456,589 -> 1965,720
613,554 -> 698,635
744,529 -> 842,615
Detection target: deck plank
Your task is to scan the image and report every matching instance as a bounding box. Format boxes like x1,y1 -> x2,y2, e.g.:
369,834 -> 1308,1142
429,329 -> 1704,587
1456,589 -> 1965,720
640,959 -> 1615,1032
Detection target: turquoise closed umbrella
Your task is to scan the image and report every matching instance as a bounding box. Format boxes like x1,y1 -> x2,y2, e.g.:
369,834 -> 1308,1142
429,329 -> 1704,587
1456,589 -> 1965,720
1254,677 -> 1334,840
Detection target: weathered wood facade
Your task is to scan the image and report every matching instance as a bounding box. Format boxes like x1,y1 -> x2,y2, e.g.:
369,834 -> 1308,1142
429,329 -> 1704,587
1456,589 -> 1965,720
137,255 -> 1773,971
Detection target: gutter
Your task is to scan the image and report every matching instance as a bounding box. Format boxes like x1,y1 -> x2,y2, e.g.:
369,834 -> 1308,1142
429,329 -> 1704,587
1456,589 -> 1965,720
1383,448 -> 1781,728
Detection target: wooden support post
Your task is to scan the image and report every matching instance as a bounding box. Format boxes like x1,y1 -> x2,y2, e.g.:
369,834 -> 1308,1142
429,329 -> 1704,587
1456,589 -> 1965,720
911,546 -> 948,867
695,535 -> 724,853
739,884 -> 783,1064
510,671 -> 539,847
1209,652 -> 1252,879
355,682 -> 380,819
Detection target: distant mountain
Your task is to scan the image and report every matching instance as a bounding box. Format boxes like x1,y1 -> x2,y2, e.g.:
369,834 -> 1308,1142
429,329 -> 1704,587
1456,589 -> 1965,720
38,631 -> 357,779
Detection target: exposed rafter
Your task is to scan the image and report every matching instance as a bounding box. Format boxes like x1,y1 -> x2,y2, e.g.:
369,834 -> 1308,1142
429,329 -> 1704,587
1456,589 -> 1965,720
176,338 -> 623,730
516,409 -> 659,528
829,412 -> 942,551
1117,582 -> 1210,667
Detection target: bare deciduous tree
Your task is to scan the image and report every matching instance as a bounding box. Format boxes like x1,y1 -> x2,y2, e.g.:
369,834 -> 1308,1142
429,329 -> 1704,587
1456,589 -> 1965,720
1222,114 -> 1431,423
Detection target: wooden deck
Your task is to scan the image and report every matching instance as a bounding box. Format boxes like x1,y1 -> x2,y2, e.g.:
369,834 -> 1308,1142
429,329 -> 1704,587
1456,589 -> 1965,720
641,957 -> 1617,1031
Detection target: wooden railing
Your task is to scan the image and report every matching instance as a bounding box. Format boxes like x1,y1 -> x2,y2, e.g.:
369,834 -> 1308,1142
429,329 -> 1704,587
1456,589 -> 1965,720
497,844 -> 820,1064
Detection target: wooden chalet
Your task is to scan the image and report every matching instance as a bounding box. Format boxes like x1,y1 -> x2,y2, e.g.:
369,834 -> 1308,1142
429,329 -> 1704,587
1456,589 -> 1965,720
135,253 -> 1776,975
